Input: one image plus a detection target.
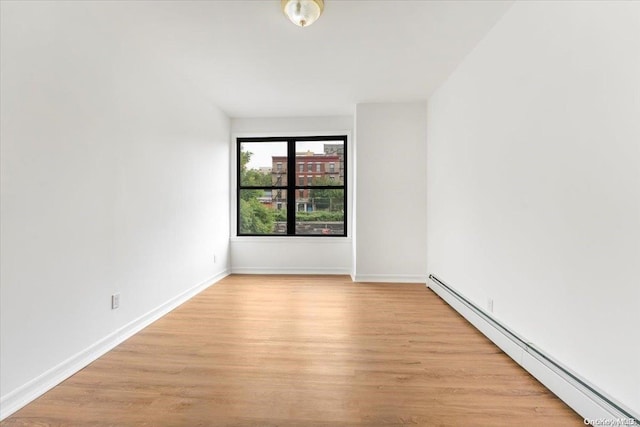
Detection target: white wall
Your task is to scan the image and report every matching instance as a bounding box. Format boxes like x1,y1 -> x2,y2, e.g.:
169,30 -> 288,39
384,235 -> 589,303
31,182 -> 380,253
427,1 -> 639,415
231,116 -> 353,136
354,103 -> 427,283
230,117 -> 353,274
0,2 -> 230,416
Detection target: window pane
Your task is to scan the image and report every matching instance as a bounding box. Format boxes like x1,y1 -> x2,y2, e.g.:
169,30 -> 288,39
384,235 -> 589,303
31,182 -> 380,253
295,141 -> 344,186
239,189 -> 287,235
295,189 -> 344,235
240,141 -> 287,187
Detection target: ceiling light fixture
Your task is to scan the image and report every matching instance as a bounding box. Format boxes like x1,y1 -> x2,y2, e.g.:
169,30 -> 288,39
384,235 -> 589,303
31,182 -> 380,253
281,0 -> 324,28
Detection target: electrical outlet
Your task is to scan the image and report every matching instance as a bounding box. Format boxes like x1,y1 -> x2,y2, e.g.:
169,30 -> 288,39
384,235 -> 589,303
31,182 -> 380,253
487,298 -> 494,314
111,293 -> 120,310
213,254 -> 217,263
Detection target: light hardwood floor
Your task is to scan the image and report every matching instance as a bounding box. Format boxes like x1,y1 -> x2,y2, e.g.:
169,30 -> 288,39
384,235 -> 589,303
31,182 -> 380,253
2,275 -> 582,426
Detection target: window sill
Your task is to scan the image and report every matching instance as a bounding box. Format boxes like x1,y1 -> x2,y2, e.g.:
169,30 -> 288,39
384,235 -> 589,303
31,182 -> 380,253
230,236 -> 352,244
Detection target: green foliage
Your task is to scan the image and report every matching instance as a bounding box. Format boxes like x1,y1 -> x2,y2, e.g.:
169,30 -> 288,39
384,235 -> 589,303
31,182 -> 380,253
274,209 -> 286,222
310,175 -> 342,187
239,150 -> 275,234
273,209 -> 342,223
296,211 -> 343,222
240,150 -> 272,187
239,198 -> 275,234
309,176 -> 344,211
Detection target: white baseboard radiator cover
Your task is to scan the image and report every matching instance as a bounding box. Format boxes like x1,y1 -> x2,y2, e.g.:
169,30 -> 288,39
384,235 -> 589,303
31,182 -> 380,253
428,274 -> 638,424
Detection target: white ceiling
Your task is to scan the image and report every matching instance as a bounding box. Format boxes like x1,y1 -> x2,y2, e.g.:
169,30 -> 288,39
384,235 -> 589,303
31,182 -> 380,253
120,1 -> 513,118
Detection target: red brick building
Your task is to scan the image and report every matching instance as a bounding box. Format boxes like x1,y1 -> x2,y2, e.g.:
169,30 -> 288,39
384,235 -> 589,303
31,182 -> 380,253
271,151 -> 341,212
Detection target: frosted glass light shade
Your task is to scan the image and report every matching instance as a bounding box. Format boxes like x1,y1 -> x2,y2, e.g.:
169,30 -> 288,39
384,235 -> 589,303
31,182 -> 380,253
281,0 -> 324,27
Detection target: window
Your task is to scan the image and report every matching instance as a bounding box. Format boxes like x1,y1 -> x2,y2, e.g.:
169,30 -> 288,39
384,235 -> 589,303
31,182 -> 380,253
237,135 -> 347,236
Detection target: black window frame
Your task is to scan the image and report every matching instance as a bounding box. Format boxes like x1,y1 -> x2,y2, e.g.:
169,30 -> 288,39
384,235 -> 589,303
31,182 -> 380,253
237,135 -> 347,237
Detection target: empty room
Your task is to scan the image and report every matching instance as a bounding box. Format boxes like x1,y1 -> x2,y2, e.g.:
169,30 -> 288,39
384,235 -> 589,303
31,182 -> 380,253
1,0 -> 638,425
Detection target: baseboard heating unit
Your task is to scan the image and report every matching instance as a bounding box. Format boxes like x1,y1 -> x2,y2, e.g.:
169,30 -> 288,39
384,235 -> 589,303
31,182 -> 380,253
427,274 -> 638,424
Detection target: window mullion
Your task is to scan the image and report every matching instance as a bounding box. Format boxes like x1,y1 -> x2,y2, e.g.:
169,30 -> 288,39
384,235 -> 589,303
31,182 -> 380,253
286,139 -> 296,235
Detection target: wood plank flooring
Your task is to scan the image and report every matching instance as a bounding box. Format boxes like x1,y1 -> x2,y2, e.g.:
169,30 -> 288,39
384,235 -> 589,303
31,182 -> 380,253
2,275 -> 582,426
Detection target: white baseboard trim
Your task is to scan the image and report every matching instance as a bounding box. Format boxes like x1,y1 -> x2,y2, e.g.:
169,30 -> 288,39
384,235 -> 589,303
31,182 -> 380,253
427,274 -> 638,424
231,267 -> 350,275
0,269 -> 230,421
353,274 -> 427,283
